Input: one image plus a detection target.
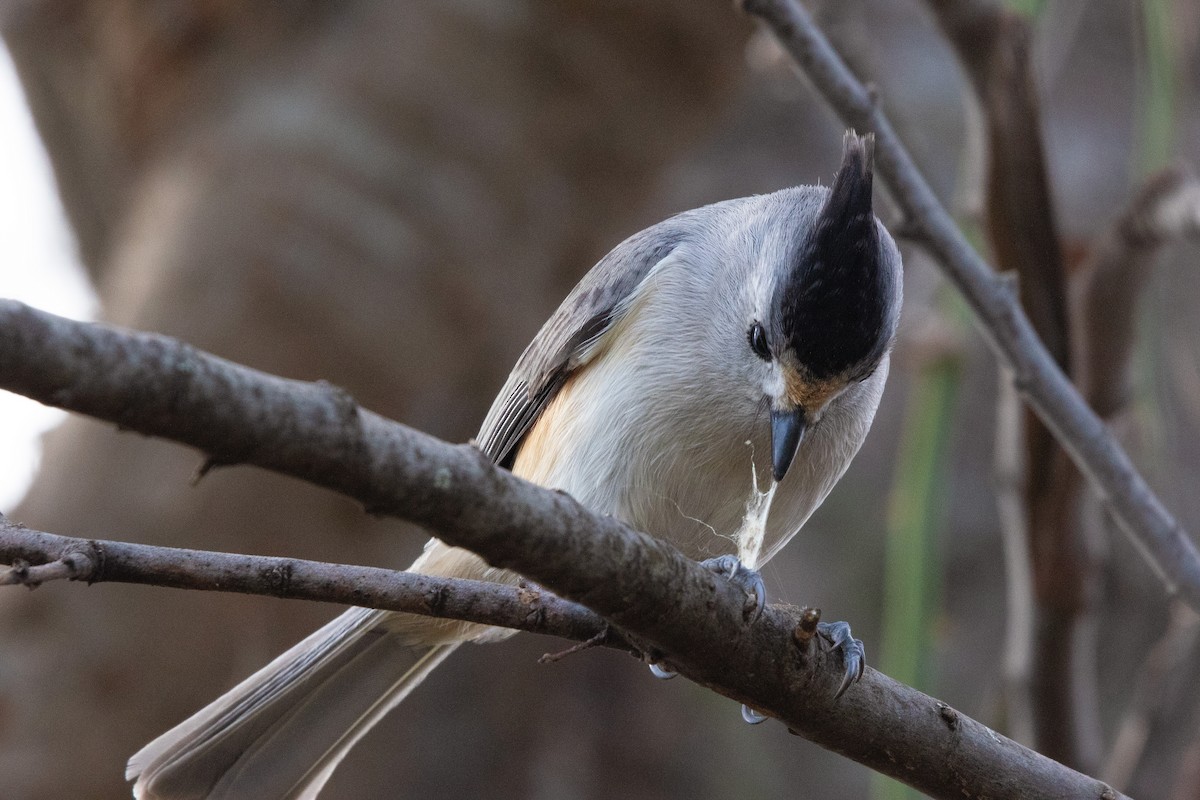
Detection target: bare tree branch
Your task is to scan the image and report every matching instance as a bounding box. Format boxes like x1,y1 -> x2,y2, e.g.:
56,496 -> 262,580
741,0 -> 1200,611
926,0 -> 1070,371
1078,168 -> 1200,791
924,0 -> 1096,768
1103,601 -> 1200,791
0,298 -> 1126,799
0,511 -> 623,652
929,8 -> 1200,773
1074,167 -> 1200,417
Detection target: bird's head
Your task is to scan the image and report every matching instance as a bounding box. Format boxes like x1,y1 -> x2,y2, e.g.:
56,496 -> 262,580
749,131 -> 901,481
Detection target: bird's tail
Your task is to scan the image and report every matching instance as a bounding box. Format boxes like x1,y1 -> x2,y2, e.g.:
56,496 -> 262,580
127,606 -> 456,799
128,542 -> 512,800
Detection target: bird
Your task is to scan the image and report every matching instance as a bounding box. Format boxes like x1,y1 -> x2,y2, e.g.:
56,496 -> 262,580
127,130 -> 902,800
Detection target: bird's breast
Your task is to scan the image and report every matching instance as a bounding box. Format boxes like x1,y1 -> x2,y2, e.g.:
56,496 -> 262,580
511,337 -> 827,564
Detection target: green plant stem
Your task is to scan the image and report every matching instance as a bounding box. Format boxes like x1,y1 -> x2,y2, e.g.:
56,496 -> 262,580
1136,0 -> 1175,178
872,305 -> 963,800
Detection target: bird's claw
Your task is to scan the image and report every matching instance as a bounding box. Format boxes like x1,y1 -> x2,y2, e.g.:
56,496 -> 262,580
700,555 -> 767,622
648,662 -> 678,680
734,620 -> 863,725
819,620 -> 865,699
741,705 -> 768,724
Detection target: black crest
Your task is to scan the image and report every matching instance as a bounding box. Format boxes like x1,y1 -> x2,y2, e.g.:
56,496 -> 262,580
774,131 -> 893,381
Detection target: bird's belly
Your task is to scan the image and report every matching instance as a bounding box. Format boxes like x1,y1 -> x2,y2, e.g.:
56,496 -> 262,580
511,366 -> 817,564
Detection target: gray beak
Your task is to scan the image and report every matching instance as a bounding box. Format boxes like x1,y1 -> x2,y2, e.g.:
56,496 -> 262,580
771,406 -> 807,482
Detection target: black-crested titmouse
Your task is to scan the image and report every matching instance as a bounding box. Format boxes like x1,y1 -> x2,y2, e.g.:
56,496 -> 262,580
128,131 -> 902,799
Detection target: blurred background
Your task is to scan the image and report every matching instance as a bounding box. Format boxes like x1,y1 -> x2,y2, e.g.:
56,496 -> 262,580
1,0 -> 1198,798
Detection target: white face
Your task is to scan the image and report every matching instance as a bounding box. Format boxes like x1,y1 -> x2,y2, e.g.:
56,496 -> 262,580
741,259 -> 785,408
759,359 -> 789,409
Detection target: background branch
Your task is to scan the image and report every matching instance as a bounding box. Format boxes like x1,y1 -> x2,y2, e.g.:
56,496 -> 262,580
923,3 -> 1200,776
0,298 -> 1126,800
1078,167 -> 1200,793
925,0 -> 1091,768
741,0 -> 1200,614
1103,600 -> 1200,791
1074,167 -> 1200,416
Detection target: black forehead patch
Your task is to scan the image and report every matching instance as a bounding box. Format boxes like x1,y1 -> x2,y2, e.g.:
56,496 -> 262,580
773,134 -> 894,381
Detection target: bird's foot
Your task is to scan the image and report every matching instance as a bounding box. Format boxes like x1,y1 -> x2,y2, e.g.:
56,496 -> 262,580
818,620 -> 865,699
700,555 -> 767,622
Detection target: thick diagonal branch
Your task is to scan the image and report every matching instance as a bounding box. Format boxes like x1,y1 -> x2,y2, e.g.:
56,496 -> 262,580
0,299 -> 1124,799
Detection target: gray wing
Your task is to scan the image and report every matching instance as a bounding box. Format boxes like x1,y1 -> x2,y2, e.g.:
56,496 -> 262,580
475,221 -> 686,467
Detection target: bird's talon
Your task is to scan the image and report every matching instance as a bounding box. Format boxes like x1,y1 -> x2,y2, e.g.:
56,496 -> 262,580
818,620 -> 865,699
701,555 -> 767,622
741,704 -> 768,724
648,662 -> 678,680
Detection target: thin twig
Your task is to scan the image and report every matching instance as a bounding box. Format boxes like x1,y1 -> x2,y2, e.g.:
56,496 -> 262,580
0,512 -> 624,650
741,0 -> 1200,611
0,555 -> 92,587
994,372 -> 1035,742
539,626 -> 611,664
1074,167 -> 1200,417
1103,601 -> 1200,790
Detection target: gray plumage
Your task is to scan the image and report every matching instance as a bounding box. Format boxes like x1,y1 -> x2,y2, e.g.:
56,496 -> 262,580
128,131 -> 902,800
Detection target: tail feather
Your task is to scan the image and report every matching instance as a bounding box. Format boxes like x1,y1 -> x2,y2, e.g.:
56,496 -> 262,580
128,607 -> 457,800
129,543 -> 513,799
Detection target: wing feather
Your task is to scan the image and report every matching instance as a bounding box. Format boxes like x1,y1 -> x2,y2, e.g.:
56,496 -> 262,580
475,224 -> 685,467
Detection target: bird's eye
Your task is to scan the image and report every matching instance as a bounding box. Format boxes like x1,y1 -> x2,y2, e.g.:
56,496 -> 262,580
748,322 -> 771,361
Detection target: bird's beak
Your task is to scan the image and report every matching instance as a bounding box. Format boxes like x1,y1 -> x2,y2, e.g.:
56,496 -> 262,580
771,405 -> 807,482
